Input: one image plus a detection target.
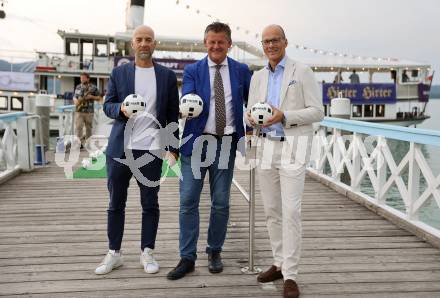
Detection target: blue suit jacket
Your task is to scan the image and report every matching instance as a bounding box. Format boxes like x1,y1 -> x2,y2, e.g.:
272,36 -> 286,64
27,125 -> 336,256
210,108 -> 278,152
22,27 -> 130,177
103,61 -> 179,158
180,56 -> 252,156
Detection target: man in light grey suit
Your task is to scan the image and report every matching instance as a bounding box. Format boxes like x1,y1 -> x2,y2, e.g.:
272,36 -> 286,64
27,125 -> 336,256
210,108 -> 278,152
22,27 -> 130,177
245,25 -> 324,298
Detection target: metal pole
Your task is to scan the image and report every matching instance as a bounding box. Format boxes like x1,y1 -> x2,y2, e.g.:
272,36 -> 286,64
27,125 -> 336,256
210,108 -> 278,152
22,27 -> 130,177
249,161 -> 256,271
30,115 -> 46,165
241,127 -> 261,274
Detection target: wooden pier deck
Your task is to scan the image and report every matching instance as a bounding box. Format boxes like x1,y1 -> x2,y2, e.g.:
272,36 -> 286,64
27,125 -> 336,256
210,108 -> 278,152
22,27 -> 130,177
1,156 -> 440,297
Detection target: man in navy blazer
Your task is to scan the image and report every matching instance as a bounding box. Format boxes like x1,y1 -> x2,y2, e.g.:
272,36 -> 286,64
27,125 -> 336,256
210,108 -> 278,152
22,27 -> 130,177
95,25 -> 179,275
167,22 -> 251,280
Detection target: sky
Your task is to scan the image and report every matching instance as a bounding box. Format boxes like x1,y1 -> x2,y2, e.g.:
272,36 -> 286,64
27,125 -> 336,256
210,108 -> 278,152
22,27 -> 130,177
0,0 -> 439,83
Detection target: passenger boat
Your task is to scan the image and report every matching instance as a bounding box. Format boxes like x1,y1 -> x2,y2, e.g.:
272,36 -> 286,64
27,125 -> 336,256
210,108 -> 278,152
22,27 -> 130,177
0,0 -> 434,128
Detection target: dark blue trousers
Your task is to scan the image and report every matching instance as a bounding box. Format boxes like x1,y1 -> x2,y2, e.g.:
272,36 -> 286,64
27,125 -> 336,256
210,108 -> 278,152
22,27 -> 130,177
179,134 -> 237,261
106,150 -> 162,251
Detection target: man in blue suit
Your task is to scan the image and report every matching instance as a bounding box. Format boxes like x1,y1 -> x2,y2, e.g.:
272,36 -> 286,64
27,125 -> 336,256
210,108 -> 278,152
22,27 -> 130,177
167,22 -> 252,280
95,25 -> 179,275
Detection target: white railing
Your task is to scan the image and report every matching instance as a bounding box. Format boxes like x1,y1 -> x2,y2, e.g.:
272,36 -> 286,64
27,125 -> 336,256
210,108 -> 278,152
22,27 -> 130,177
37,52 -> 114,74
55,103 -> 110,149
56,104 -> 75,137
308,117 -> 440,244
0,112 -> 43,184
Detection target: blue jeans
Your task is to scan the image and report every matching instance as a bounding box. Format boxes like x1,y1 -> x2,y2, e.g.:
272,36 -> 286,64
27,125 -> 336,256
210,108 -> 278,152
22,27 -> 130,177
179,134 -> 237,261
106,150 -> 162,251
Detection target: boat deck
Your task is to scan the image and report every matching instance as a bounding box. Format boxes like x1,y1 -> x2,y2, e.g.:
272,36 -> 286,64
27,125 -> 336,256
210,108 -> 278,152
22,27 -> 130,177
1,154 -> 440,297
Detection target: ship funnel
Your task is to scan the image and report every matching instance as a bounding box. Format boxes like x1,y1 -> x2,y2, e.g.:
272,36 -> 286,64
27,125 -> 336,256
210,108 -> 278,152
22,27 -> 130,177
126,0 -> 145,31
0,0 -> 6,19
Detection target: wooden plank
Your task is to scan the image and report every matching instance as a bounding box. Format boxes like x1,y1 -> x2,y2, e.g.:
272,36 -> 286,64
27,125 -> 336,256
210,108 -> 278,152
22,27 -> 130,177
3,262 -> 440,283
1,154 -> 440,297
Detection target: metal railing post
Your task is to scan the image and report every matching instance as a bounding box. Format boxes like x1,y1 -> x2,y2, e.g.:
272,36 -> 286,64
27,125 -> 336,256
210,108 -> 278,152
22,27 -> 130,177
240,127 -> 261,275
248,163 -> 257,271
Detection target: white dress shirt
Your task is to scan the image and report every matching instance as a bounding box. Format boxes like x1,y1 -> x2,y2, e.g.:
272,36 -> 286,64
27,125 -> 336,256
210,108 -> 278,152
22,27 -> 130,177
204,57 -> 235,135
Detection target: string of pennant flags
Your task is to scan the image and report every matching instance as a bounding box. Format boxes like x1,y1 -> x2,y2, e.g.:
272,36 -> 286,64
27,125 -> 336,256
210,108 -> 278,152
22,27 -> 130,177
174,0 -> 399,62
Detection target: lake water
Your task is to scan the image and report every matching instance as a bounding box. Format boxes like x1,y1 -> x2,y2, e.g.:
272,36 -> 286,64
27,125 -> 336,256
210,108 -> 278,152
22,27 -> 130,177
360,99 -> 440,229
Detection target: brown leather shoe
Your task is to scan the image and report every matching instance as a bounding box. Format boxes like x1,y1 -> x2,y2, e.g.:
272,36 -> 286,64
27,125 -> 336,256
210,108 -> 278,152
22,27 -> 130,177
284,279 -> 300,298
257,265 -> 283,283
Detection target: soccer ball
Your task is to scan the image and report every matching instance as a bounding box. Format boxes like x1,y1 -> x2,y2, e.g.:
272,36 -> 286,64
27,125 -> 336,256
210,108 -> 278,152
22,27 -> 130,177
123,94 -> 146,117
250,102 -> 273,125
180,93 -> 203,118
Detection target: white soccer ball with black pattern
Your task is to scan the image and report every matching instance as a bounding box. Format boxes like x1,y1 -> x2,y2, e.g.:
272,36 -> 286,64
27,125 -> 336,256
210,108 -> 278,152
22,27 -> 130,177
180,93 -> 203,118
123,94 -> 146,117
250,102 -> 273,125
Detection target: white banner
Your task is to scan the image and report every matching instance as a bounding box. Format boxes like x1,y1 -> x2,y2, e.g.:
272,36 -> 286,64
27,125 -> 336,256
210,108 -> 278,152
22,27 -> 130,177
0,71 -> 35,91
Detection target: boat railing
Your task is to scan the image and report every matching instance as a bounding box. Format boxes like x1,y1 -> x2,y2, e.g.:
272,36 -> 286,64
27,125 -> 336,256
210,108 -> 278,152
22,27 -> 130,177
308,117 -> 440,246
37,52 -> 114,74
0,112 -> 44,185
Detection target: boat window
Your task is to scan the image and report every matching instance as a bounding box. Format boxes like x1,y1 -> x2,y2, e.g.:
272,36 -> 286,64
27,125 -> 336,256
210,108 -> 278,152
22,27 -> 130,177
0,96 -> 8,110
66,38 -> 79,56
109,42 -> 116,56
11,96 -> 23,111
82,42 -> 93,57
95,40 -> 108,57
399,69 -> 422,84
352,105 -> 362,117
375,105 -> 385,117
364,105 -> 374,117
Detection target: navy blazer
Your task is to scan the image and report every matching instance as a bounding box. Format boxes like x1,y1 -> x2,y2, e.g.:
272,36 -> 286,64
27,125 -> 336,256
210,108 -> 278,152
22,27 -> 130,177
180,56 -> 252,156
103,61 -> 179,158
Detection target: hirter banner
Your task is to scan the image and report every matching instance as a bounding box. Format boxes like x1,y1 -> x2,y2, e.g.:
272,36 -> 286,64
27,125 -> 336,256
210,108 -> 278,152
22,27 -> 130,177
323,83 -> 396,104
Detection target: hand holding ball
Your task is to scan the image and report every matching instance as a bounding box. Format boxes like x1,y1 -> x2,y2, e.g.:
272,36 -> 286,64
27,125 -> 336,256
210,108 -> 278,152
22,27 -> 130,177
122,94 -> 146,118
250,102 -> 273,126
179,94 -> 203,119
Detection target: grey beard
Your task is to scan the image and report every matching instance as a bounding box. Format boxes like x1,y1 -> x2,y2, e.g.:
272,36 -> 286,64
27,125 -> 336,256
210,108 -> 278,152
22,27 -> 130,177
138,51 -> 152,60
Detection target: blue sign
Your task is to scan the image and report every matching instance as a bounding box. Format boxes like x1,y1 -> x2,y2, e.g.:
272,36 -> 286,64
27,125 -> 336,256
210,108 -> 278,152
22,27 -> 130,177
417,83 -> 431,102
323,83 -> 396,104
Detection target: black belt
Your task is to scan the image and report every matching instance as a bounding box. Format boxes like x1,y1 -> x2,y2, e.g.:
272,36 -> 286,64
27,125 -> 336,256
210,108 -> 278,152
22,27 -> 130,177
259,133 -> 285,142
202,132 -> 236,140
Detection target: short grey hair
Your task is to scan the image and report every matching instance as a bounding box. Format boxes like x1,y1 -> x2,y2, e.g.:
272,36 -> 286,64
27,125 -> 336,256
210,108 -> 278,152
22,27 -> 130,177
204,22 -> 232,42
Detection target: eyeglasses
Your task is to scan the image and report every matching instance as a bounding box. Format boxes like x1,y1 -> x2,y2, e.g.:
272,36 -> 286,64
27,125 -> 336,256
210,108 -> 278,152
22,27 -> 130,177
261,37 -> 284,46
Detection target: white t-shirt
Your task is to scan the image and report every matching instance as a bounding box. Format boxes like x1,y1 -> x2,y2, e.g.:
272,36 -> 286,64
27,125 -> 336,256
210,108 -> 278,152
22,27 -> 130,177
127,66 -> 159,150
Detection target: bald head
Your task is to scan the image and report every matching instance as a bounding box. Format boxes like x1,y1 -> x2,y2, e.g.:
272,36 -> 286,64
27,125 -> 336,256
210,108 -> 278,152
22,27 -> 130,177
131,25 -> 156,66
261,24 -> 288,68
262,24 -> 286,40
132,25 -> 155,39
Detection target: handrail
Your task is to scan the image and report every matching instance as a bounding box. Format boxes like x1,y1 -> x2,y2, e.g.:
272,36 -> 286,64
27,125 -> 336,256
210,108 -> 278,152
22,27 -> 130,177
0,112 -> 27,122
310,118 -> 440,247
0,113 -> 44,184
321,117 -> 440,146
56,104 -> 103,113
56,105 -> 75,113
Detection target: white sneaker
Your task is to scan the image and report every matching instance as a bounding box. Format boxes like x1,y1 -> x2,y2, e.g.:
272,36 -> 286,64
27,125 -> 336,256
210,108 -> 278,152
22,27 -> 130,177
95,250 -> 123,275
140,248 -> 159,274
